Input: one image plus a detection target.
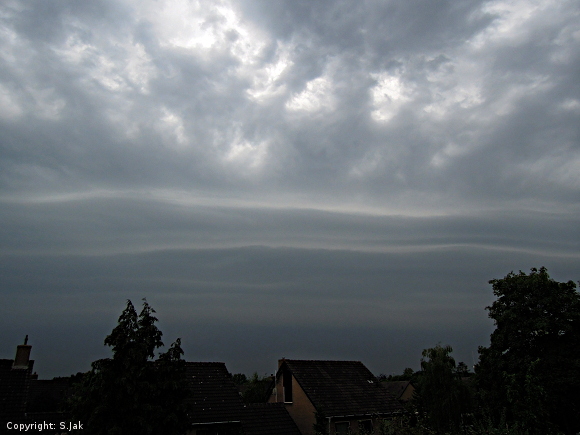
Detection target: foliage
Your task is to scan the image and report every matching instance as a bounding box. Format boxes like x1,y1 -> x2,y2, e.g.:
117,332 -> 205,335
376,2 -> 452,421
465,415 -> 532,435
454,361 -> 470,377
376,413 -> 538,435
312,411 -> 328,435
413,344 -> 472,434
476,267 -> 580,435
377,415 -> 424,435
240,372 -> 272,404
67,299 -> 190,435
231,372 -> 248,386
385,367 -> 417,382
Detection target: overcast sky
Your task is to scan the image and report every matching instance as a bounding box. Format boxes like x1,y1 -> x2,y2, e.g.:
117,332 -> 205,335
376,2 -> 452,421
1,0 -> 579,378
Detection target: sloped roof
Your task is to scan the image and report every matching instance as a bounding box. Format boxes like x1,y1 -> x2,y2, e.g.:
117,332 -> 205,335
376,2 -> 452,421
241,403 -> 301,435
280,359 -> 403,417
185,362 -> 244,424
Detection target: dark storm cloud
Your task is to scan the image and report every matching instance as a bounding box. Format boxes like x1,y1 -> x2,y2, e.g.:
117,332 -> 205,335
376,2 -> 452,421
1,244 -> 578,377
1,0 -> 579,377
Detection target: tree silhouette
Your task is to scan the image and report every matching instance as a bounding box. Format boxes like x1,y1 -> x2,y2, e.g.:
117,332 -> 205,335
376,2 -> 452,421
414,344 -> 471,434
476,267 -> 580,434
68,299 -> 189,435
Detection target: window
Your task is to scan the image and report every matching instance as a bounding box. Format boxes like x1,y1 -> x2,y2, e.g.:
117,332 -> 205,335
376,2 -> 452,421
283,369 -> 293,403
335,421 -> 350,435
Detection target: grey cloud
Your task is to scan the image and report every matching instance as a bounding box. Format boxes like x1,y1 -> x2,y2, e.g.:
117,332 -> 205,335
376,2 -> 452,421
1,0 -> 579,379
2,245 -> 577,377
238,0 -> 492,56
1,197 -> 578,255
1,0 -> 578,209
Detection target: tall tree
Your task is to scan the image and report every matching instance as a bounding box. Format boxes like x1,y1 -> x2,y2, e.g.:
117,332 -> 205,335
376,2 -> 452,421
476,267 -> 580,434
68,299 -> 189,435
413,344 -> 471,434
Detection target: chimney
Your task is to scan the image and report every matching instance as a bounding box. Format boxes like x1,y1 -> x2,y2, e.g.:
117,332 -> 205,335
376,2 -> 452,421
12,335 -> 32,370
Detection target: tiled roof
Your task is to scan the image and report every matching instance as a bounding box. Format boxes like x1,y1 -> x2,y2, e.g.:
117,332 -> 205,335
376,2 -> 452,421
185,362 -> 244,424
186,363 -> 303,434
280,360 -> 403,418
241,403 -> 301,435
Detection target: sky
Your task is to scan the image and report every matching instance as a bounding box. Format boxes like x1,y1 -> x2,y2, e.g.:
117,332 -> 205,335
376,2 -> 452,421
1,0 -> 579,379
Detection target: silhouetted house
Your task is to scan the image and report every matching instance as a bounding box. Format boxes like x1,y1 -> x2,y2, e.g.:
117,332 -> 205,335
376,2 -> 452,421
0,338 -> 34,430
186,362 -> 300,435
1,339 -> 73,434
381,380 -> 415,402
268,359 -> 404,435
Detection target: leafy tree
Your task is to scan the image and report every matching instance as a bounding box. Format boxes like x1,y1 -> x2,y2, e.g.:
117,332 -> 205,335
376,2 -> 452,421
413,344 -> 471,434
476,267 -> 580,435
241,372 -> 272,404
385,367 -> 416,382
231,372 -> 248,386
68,299 -> 190,435
454,361 -> 470,377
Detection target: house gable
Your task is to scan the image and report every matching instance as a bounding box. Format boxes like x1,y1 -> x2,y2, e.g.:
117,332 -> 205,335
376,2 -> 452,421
270,359 -> 403,435
269,367 -> 317,435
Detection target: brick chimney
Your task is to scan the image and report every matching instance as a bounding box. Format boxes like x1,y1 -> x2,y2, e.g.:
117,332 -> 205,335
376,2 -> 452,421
12,335 -> 32,370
